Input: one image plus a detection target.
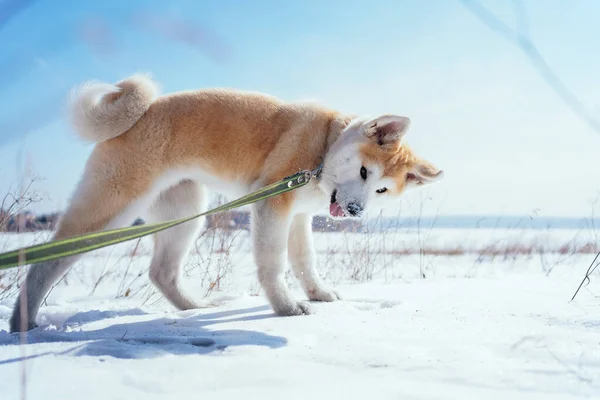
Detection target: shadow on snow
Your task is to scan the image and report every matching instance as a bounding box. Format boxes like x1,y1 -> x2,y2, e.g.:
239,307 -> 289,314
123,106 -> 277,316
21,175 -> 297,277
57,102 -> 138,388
0,305 -> 287,362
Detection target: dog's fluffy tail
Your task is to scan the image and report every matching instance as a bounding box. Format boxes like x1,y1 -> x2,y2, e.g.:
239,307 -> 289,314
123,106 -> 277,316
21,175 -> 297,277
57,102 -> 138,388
69,74 -> 159,143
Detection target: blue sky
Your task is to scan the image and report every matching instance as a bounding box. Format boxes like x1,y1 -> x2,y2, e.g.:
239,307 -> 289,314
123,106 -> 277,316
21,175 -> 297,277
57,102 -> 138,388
1,0 -> 600,218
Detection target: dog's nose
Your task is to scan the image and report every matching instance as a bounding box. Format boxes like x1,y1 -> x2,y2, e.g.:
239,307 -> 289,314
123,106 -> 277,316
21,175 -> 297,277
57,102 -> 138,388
347,202 -> 363,217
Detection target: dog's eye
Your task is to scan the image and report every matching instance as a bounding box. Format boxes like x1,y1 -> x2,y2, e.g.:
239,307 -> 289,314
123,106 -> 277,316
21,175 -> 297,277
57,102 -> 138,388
376,187 -> 387,194
360,166 -> 367,180
406,172 -> 417,181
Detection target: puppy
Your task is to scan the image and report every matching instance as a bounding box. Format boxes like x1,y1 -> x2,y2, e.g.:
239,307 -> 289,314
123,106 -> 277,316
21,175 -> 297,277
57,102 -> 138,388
10,74 -> 443,332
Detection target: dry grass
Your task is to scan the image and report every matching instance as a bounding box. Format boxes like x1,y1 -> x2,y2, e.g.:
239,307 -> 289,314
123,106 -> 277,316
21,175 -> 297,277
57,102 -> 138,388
3,220 -> 600,301
2,187 -> 600,301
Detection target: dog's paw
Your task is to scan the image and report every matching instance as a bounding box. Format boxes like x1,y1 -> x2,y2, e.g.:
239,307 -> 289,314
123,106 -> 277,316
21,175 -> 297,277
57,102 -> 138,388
308,286 -> 342,302
274,300 -> 313,316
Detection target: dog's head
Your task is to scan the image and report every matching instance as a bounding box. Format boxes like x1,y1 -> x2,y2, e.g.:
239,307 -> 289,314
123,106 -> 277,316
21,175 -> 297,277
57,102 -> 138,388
321,115 -> 443,219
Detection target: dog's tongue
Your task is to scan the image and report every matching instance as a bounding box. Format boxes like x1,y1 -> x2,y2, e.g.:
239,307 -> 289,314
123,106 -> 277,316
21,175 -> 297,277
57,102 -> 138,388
329,201 -> 345,217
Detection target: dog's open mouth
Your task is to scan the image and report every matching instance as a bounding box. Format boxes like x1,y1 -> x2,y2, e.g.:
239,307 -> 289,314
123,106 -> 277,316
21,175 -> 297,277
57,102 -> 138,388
329,189 -> 346,217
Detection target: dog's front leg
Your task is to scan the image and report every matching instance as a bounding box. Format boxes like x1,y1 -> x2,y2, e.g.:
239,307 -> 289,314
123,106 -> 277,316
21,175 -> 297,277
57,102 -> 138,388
252,200 -> 312,316
288,213 -> 341,302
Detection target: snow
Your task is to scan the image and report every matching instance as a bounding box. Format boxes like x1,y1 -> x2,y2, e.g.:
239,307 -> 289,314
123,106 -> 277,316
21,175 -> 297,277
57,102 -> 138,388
0,229 -> 599,399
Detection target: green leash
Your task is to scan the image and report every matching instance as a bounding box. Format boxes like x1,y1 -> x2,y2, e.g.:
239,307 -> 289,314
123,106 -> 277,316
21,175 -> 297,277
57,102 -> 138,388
0,165 -> 322,270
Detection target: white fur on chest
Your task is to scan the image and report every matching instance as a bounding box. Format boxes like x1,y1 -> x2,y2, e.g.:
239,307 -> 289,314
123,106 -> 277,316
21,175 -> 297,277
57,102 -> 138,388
290,182 -> 329,216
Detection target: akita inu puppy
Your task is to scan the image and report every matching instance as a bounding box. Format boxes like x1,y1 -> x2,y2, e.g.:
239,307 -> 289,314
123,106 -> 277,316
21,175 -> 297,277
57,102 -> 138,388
10,74 -> 443,332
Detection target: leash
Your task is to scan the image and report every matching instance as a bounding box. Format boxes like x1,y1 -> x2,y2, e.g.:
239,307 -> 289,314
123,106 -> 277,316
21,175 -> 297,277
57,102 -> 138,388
0,163 -> 323,270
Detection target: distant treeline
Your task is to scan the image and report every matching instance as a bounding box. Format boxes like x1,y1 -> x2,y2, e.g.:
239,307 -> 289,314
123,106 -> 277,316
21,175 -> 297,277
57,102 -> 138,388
0,210 -> 60,232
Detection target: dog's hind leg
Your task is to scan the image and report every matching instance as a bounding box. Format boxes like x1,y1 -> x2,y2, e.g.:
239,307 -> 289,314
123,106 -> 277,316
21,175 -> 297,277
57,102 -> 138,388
10,153 -> 154,333
146,179 -> 208,311
288,213 -> 341,302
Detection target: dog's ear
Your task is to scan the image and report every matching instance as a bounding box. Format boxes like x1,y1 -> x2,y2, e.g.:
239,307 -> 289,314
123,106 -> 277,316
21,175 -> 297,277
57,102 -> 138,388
406,159 -> 444,186
361,115 -> 410,150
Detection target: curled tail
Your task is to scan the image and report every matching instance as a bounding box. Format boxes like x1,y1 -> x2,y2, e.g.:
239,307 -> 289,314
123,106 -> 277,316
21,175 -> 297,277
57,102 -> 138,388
69,74 -> 159,143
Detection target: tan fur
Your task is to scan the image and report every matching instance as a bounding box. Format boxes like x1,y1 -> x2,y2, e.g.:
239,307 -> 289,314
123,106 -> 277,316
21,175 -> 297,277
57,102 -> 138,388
360,142 -> 417,194
100,92 -> 338,185
10,74 -> 443,331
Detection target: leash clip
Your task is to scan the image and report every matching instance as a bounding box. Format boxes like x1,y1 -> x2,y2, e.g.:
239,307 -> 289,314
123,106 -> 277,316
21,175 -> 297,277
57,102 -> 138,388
310,159 -> 324,181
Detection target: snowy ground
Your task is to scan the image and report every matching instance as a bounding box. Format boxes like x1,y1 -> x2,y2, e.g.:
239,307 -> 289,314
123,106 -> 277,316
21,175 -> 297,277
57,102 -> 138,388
1,229 -> 599,399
